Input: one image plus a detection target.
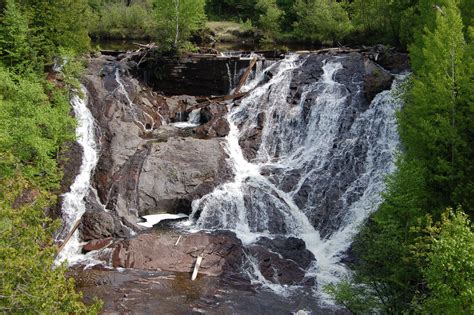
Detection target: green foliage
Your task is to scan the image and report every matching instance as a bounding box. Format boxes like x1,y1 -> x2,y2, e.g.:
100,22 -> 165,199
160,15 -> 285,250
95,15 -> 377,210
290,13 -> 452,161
0,66 -> 75,188
239,18 -> 254,33
89,0 -> 158,39
349,0 -> 419,46
205,0 -> 258,22
20,0 -> 91,62
0,178 -> 102,313
0,0 -> 36,70
256,0 -> 283,41
324,279 -> 381,313
154,0 -> 206,48
410,209 -> 474,313
348,159 -> 428,312
292,0 -> 352,44
0,0 -> 90,70
404,0 -> 472,210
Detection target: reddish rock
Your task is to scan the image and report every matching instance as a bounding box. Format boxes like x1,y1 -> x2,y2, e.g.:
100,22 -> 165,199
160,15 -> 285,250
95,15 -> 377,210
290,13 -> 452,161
111,231 -> 243,276
82,238 -> 114,253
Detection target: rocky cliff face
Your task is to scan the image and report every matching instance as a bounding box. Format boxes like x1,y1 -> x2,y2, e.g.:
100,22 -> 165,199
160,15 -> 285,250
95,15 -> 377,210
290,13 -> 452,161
81,55 -> 233,233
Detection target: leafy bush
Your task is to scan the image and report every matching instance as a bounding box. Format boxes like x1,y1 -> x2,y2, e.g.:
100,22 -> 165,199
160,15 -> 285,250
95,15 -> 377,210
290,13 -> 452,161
0,177 -> 102,314
292,0 -> 352,44
89,1 -> 158,39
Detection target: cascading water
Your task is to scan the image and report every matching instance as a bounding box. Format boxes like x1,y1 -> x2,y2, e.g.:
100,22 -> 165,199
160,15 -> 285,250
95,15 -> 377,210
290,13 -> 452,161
173,108 -> 202,128
190,54 -> 405,301
115,69 -> 155,132
55,87 -> 99,265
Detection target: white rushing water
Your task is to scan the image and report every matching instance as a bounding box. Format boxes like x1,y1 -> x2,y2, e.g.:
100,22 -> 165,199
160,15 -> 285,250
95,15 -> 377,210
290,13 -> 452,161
115,69 -> 155,132
56,87 -> 99,265
190,54 -> 404,302
172,108 -> 202,128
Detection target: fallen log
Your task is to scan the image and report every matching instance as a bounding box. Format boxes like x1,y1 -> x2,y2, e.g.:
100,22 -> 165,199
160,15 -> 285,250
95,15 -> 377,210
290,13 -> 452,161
56,216 -> 83,256
186,92 -> 249,112
295,47 -> 365,55
234,57 -> 257,94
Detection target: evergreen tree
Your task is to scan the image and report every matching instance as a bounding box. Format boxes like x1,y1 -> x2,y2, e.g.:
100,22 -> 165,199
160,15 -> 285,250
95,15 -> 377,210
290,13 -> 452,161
403,0 -> 470,210
0,0 -> 35,70
17,0 -> 91,63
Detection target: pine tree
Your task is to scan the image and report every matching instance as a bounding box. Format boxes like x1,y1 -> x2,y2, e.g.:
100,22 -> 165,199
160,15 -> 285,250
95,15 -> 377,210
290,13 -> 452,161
402,0 -> 468,210
0,0 -> 35,70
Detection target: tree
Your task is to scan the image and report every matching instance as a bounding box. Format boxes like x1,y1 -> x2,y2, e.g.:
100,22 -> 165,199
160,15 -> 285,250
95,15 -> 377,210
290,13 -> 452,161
293,0 -> 352,44
411,209 -> 474,313
23,0 -> 91,60
0,177 -> 102,313
154,0 -> 206,48
349,0 -> 420,46
256,0 -> 283,41
403,0 -> 470,210
0,0 -> 35,70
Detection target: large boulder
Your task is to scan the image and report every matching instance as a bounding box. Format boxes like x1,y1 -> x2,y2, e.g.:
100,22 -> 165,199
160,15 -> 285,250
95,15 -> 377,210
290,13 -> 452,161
137,137 -> 231,216
363,59 -> 394,103
111,231 -> 243,275
247,236 -> 316,286
79,210 -> 132,241
82,56 -> 232,225
110,230 -> 315,286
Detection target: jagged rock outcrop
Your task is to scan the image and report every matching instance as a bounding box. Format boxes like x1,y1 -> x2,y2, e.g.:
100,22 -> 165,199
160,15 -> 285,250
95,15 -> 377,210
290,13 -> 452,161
79,210 -> 131,241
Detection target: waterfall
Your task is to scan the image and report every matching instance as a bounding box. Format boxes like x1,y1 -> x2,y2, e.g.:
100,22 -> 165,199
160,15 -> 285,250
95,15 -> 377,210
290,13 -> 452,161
190,54 -> 404,301
172,108 -> 202,128
115,69 -> 155,132
55,87 -> 99,265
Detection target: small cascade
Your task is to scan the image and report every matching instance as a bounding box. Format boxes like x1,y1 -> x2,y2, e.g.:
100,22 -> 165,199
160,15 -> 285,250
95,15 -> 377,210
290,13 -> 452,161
190,54 -> 405,302
55,87 -> 99,265
172,108 -> 202,128
115,69 -> 155,132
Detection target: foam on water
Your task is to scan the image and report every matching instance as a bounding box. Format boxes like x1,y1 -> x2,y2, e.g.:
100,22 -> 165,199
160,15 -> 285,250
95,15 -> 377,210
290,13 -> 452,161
189,54 -> 405,303
55,87 -> 100,265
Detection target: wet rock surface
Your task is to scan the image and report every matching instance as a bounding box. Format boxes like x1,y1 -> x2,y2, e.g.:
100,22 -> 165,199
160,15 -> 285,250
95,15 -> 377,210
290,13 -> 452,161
58,48 -> 406,313
79,210 -> 131,241
73,267 -> 340,315
109,229 -> 314,287
81,54 -> 232,230
111,231 -> 243,275
236,51 -> 404,237
129,52 -> 252,96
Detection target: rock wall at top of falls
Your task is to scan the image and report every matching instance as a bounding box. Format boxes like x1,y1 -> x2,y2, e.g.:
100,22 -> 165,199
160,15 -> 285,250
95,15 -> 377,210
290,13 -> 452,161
128,53 -> 254,96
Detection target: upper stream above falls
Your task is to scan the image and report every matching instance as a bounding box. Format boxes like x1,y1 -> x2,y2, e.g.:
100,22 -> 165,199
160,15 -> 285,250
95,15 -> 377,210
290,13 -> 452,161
57,47 -> 408,314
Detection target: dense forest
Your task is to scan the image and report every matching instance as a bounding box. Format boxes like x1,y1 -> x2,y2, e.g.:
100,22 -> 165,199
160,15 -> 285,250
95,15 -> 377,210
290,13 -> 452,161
0,0 -> 472,313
